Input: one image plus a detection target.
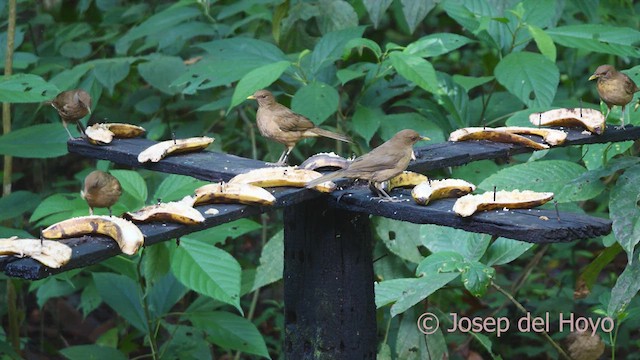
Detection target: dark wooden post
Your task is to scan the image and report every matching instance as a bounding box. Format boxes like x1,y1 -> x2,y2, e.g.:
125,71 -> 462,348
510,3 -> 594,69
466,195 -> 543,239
283,197 -> 376,359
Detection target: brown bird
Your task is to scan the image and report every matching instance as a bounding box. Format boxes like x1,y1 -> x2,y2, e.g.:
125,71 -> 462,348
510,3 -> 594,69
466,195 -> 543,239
50,89 -> 92,139
306,129 -> 429,201
247,89 -> 351,165
589,64 -> 639,129
81,170 -> 122,216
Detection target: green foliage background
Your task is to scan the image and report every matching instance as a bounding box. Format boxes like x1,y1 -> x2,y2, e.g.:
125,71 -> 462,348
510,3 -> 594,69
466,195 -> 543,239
1,0 -> 640,358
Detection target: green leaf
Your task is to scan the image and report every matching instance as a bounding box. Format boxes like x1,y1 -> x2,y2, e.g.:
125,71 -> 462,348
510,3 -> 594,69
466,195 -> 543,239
0,124 -> 70,158
479,160 -> 586,202
494,52 -> 559,108
0,191 -> 40,221
0,74 -> 59,103
483,238 -> 533,266
0,226 -> 33,239
187,311 -> 270,358
352,105 -> 383,144
110,170 -> 147,212
375,274 -> 459,316
389,52 -> 437,93
527,25 -> 556,62
461,261 -> 495,297
138,55 -> 187,95
610,164 -> 640,262
60,345 -> 127,360
396,309 -> 430,359
60,41 -> 92,59
228,60 -> 290,111
375,218 -> 423,263
184,219 -> 261,246
400,0 -> 436,34
29,193 -> 88,226
80,282 -> 101,318
252,230 -> 283,291
336,67 -> 366,85
546,25 -> 640,57
171,239 -> 242,312
152,174 -> 208,202
379,113 -> 445,144
34,277 -> 76,308
344,38 -> 382,59
309,26 -> 366,75
291,81 -> 339,125
147,273 -> 187,318
416,252 -> 465,275
158,324 -> 211,360
362,0 -> 393,28
405,33 -> 473,57
608,248 -> 640,316
435,72 -> 471,127
93,272 -> 147,333
49,63 -> 93,91
93,59 -> 131,95
419,225 -> 491,261
317,0 -> 358,34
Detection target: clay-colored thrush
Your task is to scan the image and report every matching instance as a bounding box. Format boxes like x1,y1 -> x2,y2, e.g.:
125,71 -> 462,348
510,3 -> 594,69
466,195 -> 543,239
589,64 -> 639,129
247,89 -> 351,164
306,129 -> 429,201
50,89 -> 92,139
81,170 -> 122,216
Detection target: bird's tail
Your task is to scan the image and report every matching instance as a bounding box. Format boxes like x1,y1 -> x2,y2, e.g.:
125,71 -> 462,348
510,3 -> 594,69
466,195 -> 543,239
305,170 -> 345,188
307,128 -> 352,143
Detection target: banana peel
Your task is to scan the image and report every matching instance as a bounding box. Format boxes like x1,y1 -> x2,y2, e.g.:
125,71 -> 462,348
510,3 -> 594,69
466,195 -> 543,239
300,152 -> 351,171
453,189 -> 554,217
381,171 -> 429,192
449,127 -> 549,150
138,136 -> 214,163
193,183 -> 276,206
0,237 -> 72,268
529,108 -> 605,135
494,126 -> 567,146
85,123 -> 147,145
124,196 -> 205,225
42,216 -> 144,255
412,179 -> 476,206
229,166 -> 336,193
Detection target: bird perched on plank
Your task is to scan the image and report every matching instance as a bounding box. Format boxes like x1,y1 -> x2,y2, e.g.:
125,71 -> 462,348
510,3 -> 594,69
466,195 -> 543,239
247,89 -> 351,165
50,89 -> 92,139
589,64 -> 639,129
81,170 -> 122,216
306,129 -> 429,201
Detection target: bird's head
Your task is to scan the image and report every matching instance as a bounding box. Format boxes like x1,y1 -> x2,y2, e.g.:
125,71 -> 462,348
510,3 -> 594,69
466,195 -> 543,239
247,89 -> 276,107
74,90 -> 92,114
589,64 -> 616,81
394,129 -> 430,146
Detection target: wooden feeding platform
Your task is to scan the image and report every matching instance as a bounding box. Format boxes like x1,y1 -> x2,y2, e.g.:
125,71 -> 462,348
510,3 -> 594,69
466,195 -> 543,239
2,124 -> 638,359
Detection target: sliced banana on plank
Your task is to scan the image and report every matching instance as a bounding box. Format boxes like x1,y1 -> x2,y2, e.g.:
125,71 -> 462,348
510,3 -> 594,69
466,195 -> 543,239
381,171 -> 429,192
300,152 -> 351,171
193,183 -> 276,206
449,127 -> 549,149
494,126 -> 567,146
124,196 -> 205,225
229,167 -> 336,193
412,179 -> 476,205
529,108 -> 605,135
0,237 -> 72,268
138,136 -> 214,163
42,216 -> 144,255
453,190 -> 554,217
85,123 -> 147,145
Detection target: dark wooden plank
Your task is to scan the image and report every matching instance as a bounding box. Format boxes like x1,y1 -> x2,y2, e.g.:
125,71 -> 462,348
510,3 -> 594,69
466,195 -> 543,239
410,125 -> 640,172
327,187 -> 612,243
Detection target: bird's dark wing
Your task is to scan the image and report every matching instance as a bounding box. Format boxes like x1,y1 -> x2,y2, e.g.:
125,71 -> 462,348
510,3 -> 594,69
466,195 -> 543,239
624,75 -> 639,94
269,104 -> 316,131
345,143 -> 407,174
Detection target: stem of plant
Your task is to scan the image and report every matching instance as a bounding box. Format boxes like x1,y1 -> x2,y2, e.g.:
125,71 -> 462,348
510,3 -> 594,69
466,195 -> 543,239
137,250 -> 159,359
492,281 -> 571,360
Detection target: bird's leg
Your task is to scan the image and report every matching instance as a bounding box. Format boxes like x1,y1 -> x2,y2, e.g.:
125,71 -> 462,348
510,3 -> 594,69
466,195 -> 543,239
372,182 -> 402,203
62,121 -> 74,139
89,207 -> 94,216
617,106 -> 627,130
270,146 -> 293,166
76,121 -> 87,137
108,207 -> 113,217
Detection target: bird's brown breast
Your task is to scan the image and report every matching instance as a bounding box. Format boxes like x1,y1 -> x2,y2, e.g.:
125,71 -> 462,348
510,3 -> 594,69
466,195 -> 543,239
597,75 -> 637,107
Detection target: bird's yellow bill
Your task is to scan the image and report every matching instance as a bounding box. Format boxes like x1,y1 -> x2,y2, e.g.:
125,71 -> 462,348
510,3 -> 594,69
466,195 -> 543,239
420,136 -> 430,141
247,95 -> 256,99
588,75 -> 598,81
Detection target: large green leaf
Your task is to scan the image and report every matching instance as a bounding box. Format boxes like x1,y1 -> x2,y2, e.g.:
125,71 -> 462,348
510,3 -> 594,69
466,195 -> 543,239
92,273 -> 147,333
0,124 -> 69,158
158,324 -> 211,360
389,52 -> 437,94
527,25 -> 556,62
483,238 -> 533,266
608,248 -> 640,316
494,51 -> 559,108
419,225 -> 490,261
309,26 -> 365,75
405,33 -> 474,58
184,219 -> 261,246
379,113 -> 444,144
29,193 -> 88,226
374,218 -> 423,263
362,0 -> 393,28
152,174 -> 208,202
138,55 -> 186,95
187,311 -> 270,358
396,309 -> 431,359
93,59 -> 132,95
316,0 -> 358,34
171,238 -> 242,312
147,273 -> 187,319
228,60 -> 290,111
0,190 -> 40,221
0,74 -> 59,102
609,164 -> 640,262
352,105 -> 383,144
400,0 -> 436,34
546,25 -> 640,57
252,230 -> 283,291
110,170 -> 147,212
291,81 -> 339,125
60,345 -> 127,360
461,261 -> 495,297
375,274 -> 459,316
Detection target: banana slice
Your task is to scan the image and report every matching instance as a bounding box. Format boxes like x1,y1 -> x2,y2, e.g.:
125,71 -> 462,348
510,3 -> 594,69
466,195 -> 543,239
42,216 -> 144,255
104,123 -> 146,138
0,237 -> 72,268
495,126 -> 567,146
124,196 -> 205,225
229,167 -> 336,193
85,123 -> 114,145
529,108 -> 605,135
412,179 -> 476,205
85,123 -> 147,145
453,190 -> 554,217
137,136 -> 214,163
381,171 -> 429,191
193,183 -> 276,206
300,152 -> 351,171
449,127 -> 549,150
